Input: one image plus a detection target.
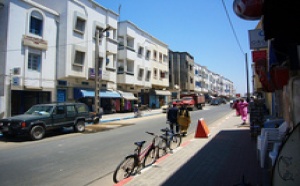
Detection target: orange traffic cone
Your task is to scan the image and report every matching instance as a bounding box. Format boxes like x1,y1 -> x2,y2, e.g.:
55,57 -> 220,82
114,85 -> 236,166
195,118 -> 210,138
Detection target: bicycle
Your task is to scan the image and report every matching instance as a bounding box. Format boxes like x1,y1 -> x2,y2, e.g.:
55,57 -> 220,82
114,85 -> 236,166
113,131 -> 160,183
158,127 -> 182,157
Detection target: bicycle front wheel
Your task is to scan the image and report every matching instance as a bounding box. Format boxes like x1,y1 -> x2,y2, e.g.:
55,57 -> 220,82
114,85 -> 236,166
113,155 -> 136,183
143,147 -> 158,168
158,138 -> 168,157
169,134 -> 182,150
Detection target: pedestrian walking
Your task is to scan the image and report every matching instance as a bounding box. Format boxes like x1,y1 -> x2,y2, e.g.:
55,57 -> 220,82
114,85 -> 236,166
238,98 -> 248,125
177,104 -> 191,136
133,104 -> 141,117
232,99 -> 241,116
167,103 -> 180,133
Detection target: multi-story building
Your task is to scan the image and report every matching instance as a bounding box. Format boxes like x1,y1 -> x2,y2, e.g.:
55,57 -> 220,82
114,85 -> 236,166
33,0 -> 119,114
0,0 -> 59,117
169,51 -> 195,96
0,0 -> 119,116
194,63 -> 209,94
117,21 -> 169,108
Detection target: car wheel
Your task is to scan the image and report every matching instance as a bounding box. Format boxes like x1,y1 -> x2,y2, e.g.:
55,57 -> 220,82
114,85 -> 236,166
74,120 -> 85,132
30,125 -> 45,140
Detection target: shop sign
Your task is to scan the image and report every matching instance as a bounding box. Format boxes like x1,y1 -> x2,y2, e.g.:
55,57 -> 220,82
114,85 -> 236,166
89,68 -> 102,79
22,35 -> 48,50
252,50 -> 267,63
248,29 -> 268,49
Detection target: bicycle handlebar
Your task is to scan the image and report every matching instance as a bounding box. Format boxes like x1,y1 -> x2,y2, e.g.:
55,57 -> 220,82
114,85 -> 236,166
146,131 -> 155,136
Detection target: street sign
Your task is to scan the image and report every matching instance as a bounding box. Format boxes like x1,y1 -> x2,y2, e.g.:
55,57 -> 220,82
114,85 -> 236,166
88,68 -> 102,79
248,29 -> 268,49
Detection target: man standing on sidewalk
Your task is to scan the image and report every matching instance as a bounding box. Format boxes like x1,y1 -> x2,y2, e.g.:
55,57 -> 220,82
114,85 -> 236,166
167,103 -> 179,133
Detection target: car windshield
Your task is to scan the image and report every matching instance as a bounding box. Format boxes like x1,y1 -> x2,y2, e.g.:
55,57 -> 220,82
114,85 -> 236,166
25,105 -> 54,115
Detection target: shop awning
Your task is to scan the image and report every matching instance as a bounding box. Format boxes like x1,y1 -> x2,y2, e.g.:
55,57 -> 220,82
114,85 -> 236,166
74,89 -> 121,99
118,91 -> 138,100
154,90 -> 171,96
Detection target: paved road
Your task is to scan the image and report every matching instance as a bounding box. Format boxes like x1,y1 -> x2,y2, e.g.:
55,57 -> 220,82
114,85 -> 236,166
0,104 -> 232,186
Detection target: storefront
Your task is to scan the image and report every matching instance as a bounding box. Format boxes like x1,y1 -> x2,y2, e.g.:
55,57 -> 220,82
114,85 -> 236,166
118,91 -> 138,112
11,90 -> 51,116
149,89 -> 171,108
74,88 -> 121,114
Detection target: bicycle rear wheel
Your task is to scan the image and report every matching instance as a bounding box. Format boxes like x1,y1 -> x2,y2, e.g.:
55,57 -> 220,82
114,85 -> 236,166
113,155 -> 136,183
169,134 -> 182,150
143,147 -> 158,168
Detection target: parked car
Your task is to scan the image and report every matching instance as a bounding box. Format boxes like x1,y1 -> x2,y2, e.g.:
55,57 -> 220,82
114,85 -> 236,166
210,98 -> 221,105
0,102 -> 94,140
160,100 -> 180,113
220,98 -> 227,104
161,102 -> 172,113
229,98 -> 237,108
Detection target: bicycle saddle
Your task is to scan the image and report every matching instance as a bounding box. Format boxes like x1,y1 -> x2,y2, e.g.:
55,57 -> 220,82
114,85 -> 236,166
161,128 -> 170,132
134,141 -> 146,147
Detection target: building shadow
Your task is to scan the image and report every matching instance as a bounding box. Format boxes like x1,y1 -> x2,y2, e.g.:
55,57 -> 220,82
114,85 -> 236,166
161,130 -> 271,186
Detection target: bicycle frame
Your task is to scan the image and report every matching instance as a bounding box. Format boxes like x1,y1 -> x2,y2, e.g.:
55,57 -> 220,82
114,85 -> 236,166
113,131 -> 160,183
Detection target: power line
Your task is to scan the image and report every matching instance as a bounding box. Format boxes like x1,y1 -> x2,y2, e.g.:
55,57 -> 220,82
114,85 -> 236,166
221,0 -> 245,55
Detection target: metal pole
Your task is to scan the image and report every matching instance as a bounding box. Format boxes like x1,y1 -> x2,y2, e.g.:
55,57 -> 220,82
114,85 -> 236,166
245,53 -> 250,102
94,30 -> 100,115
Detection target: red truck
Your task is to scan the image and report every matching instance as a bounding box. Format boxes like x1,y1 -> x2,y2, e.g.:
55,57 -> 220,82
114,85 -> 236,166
180,93 -> 206,110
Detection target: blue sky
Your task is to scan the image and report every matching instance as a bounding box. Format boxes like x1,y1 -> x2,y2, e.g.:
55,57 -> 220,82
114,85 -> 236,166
96,0 -> 259,95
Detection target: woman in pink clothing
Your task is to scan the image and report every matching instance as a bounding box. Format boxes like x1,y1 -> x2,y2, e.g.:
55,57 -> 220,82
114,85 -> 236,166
238,98 -> 248,125
232,99 -> 240,116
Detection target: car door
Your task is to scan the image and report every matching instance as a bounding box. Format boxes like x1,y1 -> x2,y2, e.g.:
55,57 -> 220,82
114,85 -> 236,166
65,105 -> 77,126
52,105 -> 67,128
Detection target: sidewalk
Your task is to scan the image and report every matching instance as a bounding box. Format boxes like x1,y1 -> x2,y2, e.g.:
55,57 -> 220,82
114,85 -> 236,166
100,109 -> 163,123
114,111 -> 271,186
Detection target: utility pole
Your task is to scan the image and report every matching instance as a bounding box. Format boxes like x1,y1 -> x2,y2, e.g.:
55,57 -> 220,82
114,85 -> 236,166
94,27 -> 111,117
94,30 -> 100,115
245,53 -> 250,102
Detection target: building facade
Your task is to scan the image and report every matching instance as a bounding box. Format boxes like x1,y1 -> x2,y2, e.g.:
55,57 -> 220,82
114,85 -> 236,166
0,0 -> 59,117
117,21 -> 170,108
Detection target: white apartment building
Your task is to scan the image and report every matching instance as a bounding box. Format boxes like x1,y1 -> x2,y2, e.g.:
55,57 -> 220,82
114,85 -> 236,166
194,63 -> 209,94
0,0 -> 58,117
32,0 -> 119,114
118,21 -> 169,108
0,0 -> 119,116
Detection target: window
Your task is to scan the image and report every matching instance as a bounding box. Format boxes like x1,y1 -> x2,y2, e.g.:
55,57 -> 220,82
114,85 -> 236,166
146,70 -> 151,81
154,68 -> 157,79
76,104 -> 88,113
66,105 -> 76,115
138,68 -> 144,79
74,12 -> 87,34
146,50 -> 151,60
160,71 -> 166,79
163,54 -> 168,62
153,50 -> 157,61
75,18 -> 86,33
55,106 -> 65,115
30,11 -> 43,36
159,53 -> 162,62
74,51 -> 85,66
28,52 -> 41,71
138,46 -> 144,56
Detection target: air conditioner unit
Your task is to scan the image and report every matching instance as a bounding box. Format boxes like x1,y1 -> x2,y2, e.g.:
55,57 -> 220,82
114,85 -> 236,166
13,67 -> 20,75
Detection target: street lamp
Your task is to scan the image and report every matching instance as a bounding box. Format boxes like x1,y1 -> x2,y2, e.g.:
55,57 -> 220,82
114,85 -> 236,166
94,26 -> 111,120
